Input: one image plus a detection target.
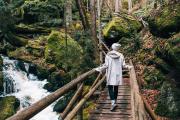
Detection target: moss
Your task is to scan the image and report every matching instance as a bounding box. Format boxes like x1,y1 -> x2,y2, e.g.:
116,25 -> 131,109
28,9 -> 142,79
0,96 -> 20,120
45,31 -> 83,71
83,101 -> 96,120
148,4 -> 180,38
102,15 -> 141,45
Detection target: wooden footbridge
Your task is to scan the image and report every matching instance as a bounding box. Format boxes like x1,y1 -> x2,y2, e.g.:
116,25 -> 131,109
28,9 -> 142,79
7,43 -> 158,120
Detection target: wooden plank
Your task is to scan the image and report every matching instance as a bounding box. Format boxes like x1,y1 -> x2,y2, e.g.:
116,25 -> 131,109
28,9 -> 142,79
92,110 -> 131,116
94,109 -> 132,113
89,116 -> 132,120
97,100 -> 131,104
99,95 -> 131,100
89,113 -> 132,117
101,93 -> 131,96
96,104 -> 131,109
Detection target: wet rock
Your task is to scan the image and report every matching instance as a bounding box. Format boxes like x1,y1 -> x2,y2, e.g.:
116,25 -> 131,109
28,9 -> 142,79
44,71 -> 65,92
0,96 -> 20,120
53,91 -> 74,112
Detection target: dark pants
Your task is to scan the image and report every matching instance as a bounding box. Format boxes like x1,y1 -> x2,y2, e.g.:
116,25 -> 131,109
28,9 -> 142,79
108,85 -> 118,100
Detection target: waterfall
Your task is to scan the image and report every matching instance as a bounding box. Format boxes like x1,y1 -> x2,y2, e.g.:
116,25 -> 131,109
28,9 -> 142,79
2,56 -> 59,120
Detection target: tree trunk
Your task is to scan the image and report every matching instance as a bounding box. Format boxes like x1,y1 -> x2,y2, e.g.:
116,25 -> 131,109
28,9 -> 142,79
115,0 -> 120,13
128,0 -> 133,12
65,0 -> 72,26
90,0 -> 99,62
75,0 -> 90,30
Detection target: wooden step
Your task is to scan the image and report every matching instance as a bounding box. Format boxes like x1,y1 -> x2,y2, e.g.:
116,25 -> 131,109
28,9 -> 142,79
96,104 -> 131,110
97,100 -> 131,104
89,117 -> 132,120
99,95 -> 131,100
95,108 -> 132,113
89,114 -> 132,120
101,92 -> 131,96
91,109 -> 131,115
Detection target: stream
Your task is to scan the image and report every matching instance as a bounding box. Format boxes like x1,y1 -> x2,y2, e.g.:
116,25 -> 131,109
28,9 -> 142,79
2,56 -> 59,120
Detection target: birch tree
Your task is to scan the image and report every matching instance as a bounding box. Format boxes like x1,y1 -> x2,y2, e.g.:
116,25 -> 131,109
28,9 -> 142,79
65,0 -> 72,26
128,0 -> 133,12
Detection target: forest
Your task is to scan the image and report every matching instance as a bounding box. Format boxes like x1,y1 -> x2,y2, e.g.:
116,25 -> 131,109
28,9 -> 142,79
0,0 -> 179,120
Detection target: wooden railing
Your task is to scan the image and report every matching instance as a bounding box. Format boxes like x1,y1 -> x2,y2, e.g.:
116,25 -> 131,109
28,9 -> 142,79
7,69 -> 98,120
129,60 -> 147,120
129,60 -> 159,120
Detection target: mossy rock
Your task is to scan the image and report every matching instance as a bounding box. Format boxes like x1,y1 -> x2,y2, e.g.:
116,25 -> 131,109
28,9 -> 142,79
53,91 -> 74,112
26,36 -> 47,57
155,82 -> 180,118
103,15 -> 142,45
0,56 -> 3,93
28,64 -> 50,80
148,4 -> 180,38
45,31 -> 83,70
4,32 -> 28,47
44,70 -> 65,92
0,96 -> 20,120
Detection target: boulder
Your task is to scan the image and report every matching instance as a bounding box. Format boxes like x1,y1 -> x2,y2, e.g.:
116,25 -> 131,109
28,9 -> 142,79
148,4 -> 180,38
103,15 -> 142,45
0,96 -> 20,120
155,82 -> 180,118
45,31 -> 83,71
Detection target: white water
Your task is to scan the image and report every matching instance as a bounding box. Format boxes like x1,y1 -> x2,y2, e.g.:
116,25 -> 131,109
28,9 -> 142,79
2,56 -> 59,120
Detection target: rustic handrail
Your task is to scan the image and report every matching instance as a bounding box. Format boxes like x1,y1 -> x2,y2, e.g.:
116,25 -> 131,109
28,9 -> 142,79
129,60 -> 147,120
64,75 -> 106,120
7,69 -> 96,120
101,41 -> 110,52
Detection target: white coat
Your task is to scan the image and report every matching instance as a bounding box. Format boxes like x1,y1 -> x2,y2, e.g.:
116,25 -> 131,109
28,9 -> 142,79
96,50 -> 130,85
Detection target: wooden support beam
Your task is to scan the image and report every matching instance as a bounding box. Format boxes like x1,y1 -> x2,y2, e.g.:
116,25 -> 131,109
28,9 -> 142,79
77,83 -> 83,120
7,69 -> 96,120
60,83 -> 84,119
64,75 -> 106,120
90,73 -> 102,89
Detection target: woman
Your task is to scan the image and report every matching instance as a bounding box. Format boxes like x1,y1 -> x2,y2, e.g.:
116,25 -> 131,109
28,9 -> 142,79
96,43 -> 132,111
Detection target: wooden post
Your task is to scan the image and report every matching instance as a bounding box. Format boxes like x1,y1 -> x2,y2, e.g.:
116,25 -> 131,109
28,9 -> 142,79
7,69 -> 96,120
77,83 -> 83,120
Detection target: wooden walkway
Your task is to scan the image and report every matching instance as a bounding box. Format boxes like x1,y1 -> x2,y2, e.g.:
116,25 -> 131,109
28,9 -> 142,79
89,73 -> 133,120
